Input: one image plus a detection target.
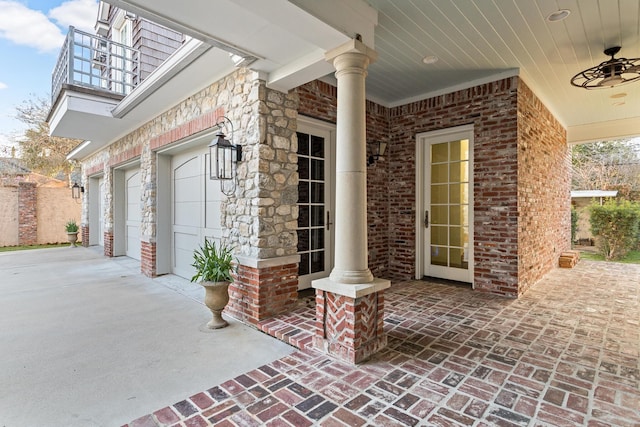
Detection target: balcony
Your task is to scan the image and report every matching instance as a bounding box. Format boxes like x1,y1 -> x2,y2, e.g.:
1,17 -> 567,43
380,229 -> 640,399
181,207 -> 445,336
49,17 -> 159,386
52,26 -> 140,103
48,27 -> 142,144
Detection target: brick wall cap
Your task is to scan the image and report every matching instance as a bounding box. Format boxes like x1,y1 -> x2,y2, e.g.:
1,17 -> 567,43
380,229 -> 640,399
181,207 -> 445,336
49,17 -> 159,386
312,277 -> 390,298
236,254 -> 300,269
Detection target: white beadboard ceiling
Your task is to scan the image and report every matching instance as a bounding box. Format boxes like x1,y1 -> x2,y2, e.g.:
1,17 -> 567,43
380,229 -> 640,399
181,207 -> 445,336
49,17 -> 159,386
363,0 -> 640,142
107,0 -> 640,143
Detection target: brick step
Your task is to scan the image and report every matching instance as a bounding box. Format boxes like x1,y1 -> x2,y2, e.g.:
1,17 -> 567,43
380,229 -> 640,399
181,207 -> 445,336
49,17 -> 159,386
559,250 -> 580,268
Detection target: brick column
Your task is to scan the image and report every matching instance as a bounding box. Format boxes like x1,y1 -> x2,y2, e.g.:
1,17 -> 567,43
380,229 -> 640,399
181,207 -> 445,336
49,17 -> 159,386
81,225 -> 90,247
226,256 -> 299,325
312,39 -> 390,364
104,231 -> 114,257
18,182 -> 37,245
141,240 -> 156,277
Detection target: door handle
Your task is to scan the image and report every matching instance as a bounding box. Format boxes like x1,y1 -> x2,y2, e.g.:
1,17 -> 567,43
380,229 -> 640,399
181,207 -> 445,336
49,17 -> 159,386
326,211 -> 333,231
424,210 -> 429,228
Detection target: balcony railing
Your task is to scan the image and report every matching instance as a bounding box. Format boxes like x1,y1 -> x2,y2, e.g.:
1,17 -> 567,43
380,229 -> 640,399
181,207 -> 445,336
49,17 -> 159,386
52,26 -> 140,103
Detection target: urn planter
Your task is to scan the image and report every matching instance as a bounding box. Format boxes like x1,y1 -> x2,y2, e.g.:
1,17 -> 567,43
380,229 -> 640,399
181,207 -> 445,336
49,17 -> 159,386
67,232 -> 79,247
200,281 -> 231,329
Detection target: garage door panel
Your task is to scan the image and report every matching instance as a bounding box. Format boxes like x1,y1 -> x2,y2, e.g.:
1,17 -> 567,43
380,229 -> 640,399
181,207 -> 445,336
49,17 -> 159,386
125,169 -> 141,260
174,201 -> 201,225
173,231 -> 198,278
174,176 -> 200,201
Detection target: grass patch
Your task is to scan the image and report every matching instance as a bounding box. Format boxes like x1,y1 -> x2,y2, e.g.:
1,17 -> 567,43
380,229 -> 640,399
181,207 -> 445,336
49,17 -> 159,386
578,249 -> 640,264
0,243 -> 71,253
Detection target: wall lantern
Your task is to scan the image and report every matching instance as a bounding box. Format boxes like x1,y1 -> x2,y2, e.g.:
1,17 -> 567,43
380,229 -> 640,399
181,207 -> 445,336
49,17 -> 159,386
367,140 -> 387,166
71,182 -> 84,199
208,116 -> 242,195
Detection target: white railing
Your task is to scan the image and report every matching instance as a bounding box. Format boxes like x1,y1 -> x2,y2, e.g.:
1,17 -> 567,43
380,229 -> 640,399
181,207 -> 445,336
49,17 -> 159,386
52,26 -> 140,103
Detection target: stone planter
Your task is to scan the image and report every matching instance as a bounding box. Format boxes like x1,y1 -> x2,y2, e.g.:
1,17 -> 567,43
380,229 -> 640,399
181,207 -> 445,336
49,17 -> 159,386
67,232 -> 79,247
201,281 -> 231,329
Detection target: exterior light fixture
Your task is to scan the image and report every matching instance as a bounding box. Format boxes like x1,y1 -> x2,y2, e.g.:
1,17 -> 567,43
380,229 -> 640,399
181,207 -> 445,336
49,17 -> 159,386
571,46 -> 640,89
367,141 -> 387,166
71,182 -> 84,199
547,9 -> 570,22
208,116 -> 242,195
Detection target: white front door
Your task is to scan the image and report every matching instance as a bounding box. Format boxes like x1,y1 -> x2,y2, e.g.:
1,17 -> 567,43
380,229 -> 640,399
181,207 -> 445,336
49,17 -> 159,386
171,147 -> 222,280
417,125 -> 474,283
125,169 -> 141,260
296,118 -> 335,289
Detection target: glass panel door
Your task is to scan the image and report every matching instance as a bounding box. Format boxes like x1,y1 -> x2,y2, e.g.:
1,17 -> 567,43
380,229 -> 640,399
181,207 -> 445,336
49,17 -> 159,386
424,130 -> 473,283
297,125 -> 332,289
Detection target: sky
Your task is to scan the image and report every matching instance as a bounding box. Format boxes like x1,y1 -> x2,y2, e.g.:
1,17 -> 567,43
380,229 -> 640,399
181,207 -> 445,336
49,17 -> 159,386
0,0 -> 98,153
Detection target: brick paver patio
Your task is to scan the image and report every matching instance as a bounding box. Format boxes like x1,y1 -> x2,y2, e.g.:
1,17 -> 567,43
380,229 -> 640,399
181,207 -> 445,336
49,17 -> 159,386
126,261 -> 640,426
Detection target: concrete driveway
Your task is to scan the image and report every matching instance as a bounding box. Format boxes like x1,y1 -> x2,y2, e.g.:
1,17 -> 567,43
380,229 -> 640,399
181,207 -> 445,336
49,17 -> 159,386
0,247 -> 294,427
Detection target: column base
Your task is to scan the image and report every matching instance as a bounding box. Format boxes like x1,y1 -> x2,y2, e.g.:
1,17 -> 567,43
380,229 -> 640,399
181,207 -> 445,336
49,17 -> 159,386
313,277 -> 390,364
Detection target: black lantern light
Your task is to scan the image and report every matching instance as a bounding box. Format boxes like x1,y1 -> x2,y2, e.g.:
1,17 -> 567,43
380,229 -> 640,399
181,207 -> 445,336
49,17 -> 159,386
71,182 -> 84,199
208,116 -> 242,195
367,140 -> 387,166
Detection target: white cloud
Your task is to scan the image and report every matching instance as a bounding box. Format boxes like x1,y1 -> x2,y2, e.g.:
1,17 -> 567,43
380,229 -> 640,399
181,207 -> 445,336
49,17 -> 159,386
49,0 -> 98,33
0,0 -> 98,53
0,1 -> 65,52
0,82 -> 7,90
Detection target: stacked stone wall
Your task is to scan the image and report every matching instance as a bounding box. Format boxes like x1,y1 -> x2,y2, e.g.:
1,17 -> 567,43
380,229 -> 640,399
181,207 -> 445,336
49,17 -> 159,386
18,182 -> 37,245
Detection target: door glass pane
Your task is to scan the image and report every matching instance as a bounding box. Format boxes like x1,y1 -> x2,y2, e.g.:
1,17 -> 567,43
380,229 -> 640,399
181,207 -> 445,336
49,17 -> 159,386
431,246 -> 447,266
298,131 -> 326,278
430,138 -> 469,271
432,206 -> 448,225
432,142 -> 448,163
431,184 -> 448,204
298,205 -> 309,228
431,164 -> 448,184
432,226 -> 447,245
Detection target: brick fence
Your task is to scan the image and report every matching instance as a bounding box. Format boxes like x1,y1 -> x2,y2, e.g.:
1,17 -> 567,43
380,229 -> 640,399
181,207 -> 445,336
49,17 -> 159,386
0,184 -> 82,246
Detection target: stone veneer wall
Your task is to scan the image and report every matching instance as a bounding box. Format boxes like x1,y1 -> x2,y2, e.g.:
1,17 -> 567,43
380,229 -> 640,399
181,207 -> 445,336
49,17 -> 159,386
516,80 -> 570,296
297,81 -> 390,277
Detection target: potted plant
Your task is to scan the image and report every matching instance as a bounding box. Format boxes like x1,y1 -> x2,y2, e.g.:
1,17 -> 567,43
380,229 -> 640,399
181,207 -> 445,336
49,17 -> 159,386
191,239 -> 235,329
65,219 -> 79,247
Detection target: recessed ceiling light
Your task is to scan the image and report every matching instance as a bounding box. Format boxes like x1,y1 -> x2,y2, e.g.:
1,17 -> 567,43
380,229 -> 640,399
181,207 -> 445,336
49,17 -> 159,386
422,55 -> 438,64
547,9 -> 570,22
612,101 -> 626,107
610,92 -> 627,99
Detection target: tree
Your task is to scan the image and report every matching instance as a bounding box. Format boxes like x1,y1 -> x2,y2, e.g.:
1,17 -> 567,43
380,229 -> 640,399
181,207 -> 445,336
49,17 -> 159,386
11,95 -> 81,182
572,140 -> 640,199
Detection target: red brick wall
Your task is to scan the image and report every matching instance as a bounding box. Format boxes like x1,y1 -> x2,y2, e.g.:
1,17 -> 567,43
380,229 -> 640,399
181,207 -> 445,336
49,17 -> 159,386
226,263 -> 299,325
141,240 -> 156,277
517,80 -> 570,295
81,225 -> 90,247
104,231 -> 114,257
389,78 -> 521,295
298,76 -> 569,297
297,82 -> 390,277
18,182 -> 37,245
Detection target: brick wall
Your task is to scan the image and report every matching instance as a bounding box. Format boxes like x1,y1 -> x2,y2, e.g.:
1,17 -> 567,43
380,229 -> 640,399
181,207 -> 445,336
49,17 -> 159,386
299,76 -> 569,297
226,263 -> 299,325
18,182 -> 37,245
141,240 -> 156,277
516,80 -> 570,295
389,78 -> 521,295
297,81 -> 390,277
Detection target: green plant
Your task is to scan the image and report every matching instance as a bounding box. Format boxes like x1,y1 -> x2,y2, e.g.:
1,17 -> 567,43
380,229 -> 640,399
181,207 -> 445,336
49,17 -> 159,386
571,207 -> 579,244
191,239 -> 235,283
65,219 -> 79,233
589,200 -> 640,260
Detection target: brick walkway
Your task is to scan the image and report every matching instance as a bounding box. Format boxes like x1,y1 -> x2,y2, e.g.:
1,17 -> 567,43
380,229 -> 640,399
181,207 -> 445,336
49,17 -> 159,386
126,261 -> 640,426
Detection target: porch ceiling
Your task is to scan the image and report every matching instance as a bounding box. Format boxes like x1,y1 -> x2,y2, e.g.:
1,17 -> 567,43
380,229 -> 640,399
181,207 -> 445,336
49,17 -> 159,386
104,0 -> 640,144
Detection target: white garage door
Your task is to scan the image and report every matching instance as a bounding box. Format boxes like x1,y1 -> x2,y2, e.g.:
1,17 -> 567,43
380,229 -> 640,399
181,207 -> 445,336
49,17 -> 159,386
171,148 -> 223,280
125,169 -> 141,260
98,178 -> 105,247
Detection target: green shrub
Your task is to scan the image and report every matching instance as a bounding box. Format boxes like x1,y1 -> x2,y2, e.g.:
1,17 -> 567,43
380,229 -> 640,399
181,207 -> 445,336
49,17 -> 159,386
589,200 -> 640,260
65,219 -> 79,233
191,239 -> 235,283
571,207 -> 579,244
